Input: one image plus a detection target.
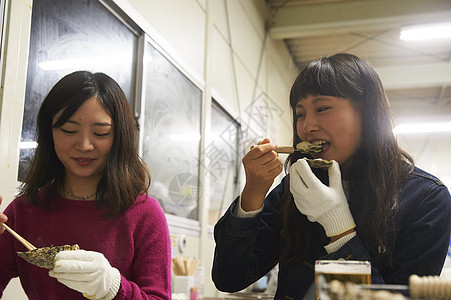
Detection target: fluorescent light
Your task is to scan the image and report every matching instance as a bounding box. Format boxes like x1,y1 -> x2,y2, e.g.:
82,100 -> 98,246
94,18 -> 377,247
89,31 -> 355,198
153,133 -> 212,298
400,23 -> 451,41
38,55 -> 132,71
169,133 -> 201,142
393,122 -> 451,134
20,141 -> 38,149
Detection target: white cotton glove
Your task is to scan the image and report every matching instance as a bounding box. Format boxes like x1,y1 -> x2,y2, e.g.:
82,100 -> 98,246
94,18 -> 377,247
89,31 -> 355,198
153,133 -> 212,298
49,250 -> 121,300
289,159 -> 355,237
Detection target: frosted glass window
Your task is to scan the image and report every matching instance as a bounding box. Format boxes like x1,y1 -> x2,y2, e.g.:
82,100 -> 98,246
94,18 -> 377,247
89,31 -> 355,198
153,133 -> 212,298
208,101 -> 240,225
142,42 -> 202,220
19,0 -> 138,181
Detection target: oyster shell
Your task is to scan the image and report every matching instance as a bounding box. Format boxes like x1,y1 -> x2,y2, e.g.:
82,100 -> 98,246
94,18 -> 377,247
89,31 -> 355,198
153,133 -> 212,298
18,244 -> 79,269
303,158 -> 333,169
296,141 -> 323,154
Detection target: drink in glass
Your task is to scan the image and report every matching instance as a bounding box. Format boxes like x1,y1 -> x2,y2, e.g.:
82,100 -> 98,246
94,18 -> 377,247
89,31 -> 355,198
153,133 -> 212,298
315,260 -> 371,299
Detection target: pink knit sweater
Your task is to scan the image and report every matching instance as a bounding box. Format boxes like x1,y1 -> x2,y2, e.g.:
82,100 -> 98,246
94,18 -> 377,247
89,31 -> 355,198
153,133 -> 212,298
0,191 -> 171,299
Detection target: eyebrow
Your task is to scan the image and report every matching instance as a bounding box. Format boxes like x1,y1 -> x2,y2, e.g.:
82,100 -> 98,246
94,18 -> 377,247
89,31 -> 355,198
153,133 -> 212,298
65,120 -> 112,127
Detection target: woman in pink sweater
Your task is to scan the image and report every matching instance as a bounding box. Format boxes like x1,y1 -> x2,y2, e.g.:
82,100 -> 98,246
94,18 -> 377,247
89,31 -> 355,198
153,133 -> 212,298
0,71 -> 171,299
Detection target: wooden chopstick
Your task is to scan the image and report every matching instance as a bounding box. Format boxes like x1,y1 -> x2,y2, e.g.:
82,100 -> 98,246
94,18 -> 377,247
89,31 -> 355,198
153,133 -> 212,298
275,146 -> 296,154
1,223 -> 36,250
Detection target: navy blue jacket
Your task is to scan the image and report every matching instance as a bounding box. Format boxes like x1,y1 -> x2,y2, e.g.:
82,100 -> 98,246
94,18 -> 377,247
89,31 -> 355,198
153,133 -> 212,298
212,167 -> 451,299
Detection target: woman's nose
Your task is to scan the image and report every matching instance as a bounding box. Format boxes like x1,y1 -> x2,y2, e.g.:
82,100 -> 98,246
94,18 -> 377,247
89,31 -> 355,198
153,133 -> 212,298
302,114 -> 319,134
76,134 -> 94,151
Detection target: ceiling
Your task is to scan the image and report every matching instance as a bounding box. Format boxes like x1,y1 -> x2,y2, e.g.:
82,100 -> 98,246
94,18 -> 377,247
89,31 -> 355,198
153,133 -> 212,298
265,0 -> 451,123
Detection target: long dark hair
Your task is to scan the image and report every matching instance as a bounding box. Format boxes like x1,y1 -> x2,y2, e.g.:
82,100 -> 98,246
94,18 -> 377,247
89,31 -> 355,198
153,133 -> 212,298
280,53 -> 413,261
19,71 -> 151,217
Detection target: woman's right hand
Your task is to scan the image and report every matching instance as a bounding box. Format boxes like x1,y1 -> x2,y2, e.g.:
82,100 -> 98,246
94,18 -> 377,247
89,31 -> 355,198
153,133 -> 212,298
0,195 -> 7,234
240,138 -> 282,212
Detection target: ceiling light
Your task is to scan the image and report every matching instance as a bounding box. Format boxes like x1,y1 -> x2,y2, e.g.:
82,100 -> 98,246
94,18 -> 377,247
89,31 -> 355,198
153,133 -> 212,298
400,23 -> 451,41
169,133 -> 201,142
393,122 -> 451,134
20,141 -> 38,149
38,55 -> 131,71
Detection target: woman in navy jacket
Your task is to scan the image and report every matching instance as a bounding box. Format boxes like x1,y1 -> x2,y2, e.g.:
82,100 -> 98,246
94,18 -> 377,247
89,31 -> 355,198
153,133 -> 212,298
212,53 -> 451,299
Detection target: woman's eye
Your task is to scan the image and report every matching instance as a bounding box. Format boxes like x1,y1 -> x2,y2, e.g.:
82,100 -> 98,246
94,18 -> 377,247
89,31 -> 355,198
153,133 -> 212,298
61,128 -> 75,134
317,106 -> 331,112
295,113 -> 305,120
94,132 -> 111,137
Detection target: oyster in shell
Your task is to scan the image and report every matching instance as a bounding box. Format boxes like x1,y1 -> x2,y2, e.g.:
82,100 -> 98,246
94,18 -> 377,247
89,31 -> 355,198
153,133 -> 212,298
18,244 -> 79,269
296,141 -> 323,154
303,158 -> 333,169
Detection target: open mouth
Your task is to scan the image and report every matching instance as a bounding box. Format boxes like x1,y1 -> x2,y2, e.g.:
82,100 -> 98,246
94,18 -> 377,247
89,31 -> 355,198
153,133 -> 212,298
310,140 -> 328,148
310,140 -> 330,157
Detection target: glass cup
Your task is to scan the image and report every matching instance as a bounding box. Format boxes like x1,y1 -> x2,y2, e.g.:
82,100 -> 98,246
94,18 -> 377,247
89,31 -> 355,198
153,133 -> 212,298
315,260 -> 371,300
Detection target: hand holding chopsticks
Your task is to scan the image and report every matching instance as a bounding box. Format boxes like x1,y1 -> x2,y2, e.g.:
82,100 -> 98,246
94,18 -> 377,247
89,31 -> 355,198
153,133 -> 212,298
0,195 -> 6,233
0,195 -> 36,250
1,223 -> 36,250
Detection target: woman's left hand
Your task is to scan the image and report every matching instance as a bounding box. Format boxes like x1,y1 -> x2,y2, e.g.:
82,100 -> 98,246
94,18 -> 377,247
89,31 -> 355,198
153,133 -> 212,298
49,250 -> 121,300
0,195 -> 7,234
289,159 -> 355,237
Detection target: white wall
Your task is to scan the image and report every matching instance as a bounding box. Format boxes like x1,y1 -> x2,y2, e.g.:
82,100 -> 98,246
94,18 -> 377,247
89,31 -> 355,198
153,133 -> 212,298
0,0 -> 31,210
391,105 -> 451,188
0,0 -> 297,298
0,1 -> 33,298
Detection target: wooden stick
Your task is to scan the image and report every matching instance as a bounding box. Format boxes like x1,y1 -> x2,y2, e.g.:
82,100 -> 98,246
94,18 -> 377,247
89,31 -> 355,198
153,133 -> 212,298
275,147 -> 295,154
188,259 -> 200,276
1,223 -> 36,250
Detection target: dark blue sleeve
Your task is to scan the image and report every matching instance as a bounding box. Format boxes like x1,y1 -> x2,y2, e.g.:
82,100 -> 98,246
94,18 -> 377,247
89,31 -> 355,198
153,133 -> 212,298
211,179 -> 286,292
381,180 -> 451,284
323,175 -> 451,286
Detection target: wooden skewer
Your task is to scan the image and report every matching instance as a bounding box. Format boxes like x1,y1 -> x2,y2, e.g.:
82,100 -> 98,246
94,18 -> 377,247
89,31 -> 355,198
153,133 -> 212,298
1,223 -> 36,250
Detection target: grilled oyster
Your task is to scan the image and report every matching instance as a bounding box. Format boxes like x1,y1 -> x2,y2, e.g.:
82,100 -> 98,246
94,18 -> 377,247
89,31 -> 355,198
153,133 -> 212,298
296,141 -> 324,154
18,244 -> 79,269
